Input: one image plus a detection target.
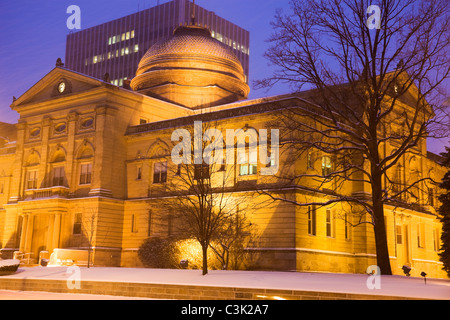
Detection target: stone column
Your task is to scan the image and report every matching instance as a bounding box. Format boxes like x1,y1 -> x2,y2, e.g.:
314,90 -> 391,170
23,214 -> 34,254
46,214 -> 55,252
52,214 -> 61,249
39,117 -> 51,188
89,105 -> 117,197
19,214 -> 28,252
66,112 -> 77,190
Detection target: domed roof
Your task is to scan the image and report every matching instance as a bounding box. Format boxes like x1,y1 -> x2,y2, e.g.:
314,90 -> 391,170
139,26 -> 242,68
131,25 -> 250,109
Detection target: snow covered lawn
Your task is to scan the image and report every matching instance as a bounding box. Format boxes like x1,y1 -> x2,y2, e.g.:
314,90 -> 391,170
1,266 -> 449,299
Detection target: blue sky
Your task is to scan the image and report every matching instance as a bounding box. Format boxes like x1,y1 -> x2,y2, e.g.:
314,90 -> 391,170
0,0 -> 447,154
0,0 -> 289,122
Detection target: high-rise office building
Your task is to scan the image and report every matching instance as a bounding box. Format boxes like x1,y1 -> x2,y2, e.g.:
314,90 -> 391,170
65,0 -> 250,86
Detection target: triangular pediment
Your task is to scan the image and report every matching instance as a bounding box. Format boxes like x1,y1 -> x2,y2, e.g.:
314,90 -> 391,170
11,67 -> 108,109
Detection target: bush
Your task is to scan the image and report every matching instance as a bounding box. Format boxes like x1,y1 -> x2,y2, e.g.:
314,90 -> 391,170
0,259 -> 20,275
138,237 -> 180,269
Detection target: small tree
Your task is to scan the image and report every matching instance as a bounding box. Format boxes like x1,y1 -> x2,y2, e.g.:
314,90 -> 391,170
438,146 -> 450,277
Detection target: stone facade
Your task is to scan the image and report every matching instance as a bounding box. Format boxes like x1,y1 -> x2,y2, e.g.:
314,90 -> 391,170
0,23 -> 447,279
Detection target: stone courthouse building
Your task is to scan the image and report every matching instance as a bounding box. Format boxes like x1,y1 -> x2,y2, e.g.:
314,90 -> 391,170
0,21 -> 447,278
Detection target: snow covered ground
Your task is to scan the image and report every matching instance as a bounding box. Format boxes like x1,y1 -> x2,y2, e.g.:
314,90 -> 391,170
1,266 -> 449,299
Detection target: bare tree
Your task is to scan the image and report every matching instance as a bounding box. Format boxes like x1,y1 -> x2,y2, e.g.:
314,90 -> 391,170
208,207 -> 257,270
256,0 -> 450,274
162,119 -> 245,275
81,208 -> 97,268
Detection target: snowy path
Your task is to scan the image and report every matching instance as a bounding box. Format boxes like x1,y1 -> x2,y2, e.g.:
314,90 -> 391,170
1,266 -> 449,299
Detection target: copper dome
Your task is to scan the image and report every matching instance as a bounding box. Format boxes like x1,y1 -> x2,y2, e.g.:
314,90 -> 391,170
131,25 -> 250,109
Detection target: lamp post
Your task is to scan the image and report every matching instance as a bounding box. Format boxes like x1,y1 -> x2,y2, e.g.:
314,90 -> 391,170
420,271 -> 427,285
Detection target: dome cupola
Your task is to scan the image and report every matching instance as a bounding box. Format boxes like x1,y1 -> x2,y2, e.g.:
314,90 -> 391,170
131,24 -> 250,109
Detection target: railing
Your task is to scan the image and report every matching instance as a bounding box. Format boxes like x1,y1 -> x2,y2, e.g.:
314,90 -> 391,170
23,186 -> 70,200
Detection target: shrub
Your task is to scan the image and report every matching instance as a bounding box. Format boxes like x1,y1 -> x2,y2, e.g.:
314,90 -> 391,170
0,259 -> 20,275
138,237 -> 180,269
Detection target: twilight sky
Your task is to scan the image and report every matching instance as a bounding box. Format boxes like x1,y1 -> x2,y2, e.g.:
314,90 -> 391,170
0,0 -> 447,154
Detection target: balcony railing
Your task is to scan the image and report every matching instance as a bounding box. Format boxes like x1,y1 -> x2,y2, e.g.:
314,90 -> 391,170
23,186 -> 70,200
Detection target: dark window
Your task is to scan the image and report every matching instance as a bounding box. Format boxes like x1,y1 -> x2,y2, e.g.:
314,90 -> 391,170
80,163 -> 92,185
153,162 -> 167,184
308,205 -> 316,236
194,163 -> 210,180
73,213 -> 82,235
52,167 -> 65,186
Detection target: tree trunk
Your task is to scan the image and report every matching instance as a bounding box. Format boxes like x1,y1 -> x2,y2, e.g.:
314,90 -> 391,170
372,170 -> 393,275
202,244 -> 208,275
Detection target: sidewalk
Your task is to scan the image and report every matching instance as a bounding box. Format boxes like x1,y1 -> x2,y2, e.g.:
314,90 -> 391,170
0,266 -> 449,300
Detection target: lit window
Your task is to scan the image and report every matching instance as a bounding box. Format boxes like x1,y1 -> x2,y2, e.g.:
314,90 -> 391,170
396,225 -> 402,244
126,31 -> 130,40
125,47 -> 129,55
307,152 -> 313,169
153,162 -> 167,184
107,52 -> 111,59
116,50 -> 119,58
134,44 -> 139,52
322,155 -> 332,176
80,163 -> 92,185
417,223 -> 425,248
119,78 -> 123,87
131,30 -> 135,38
239,149 -> 257,176
52,166 -> 65,187
121,48 -> 125,56
121,33 -> 125,41
114,79 -> 118,86
108,37 -> 112,45
112,36 -> 116,44
93,56 -> 98,64
26,170 -> 38,190
326,209 -> 334,237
